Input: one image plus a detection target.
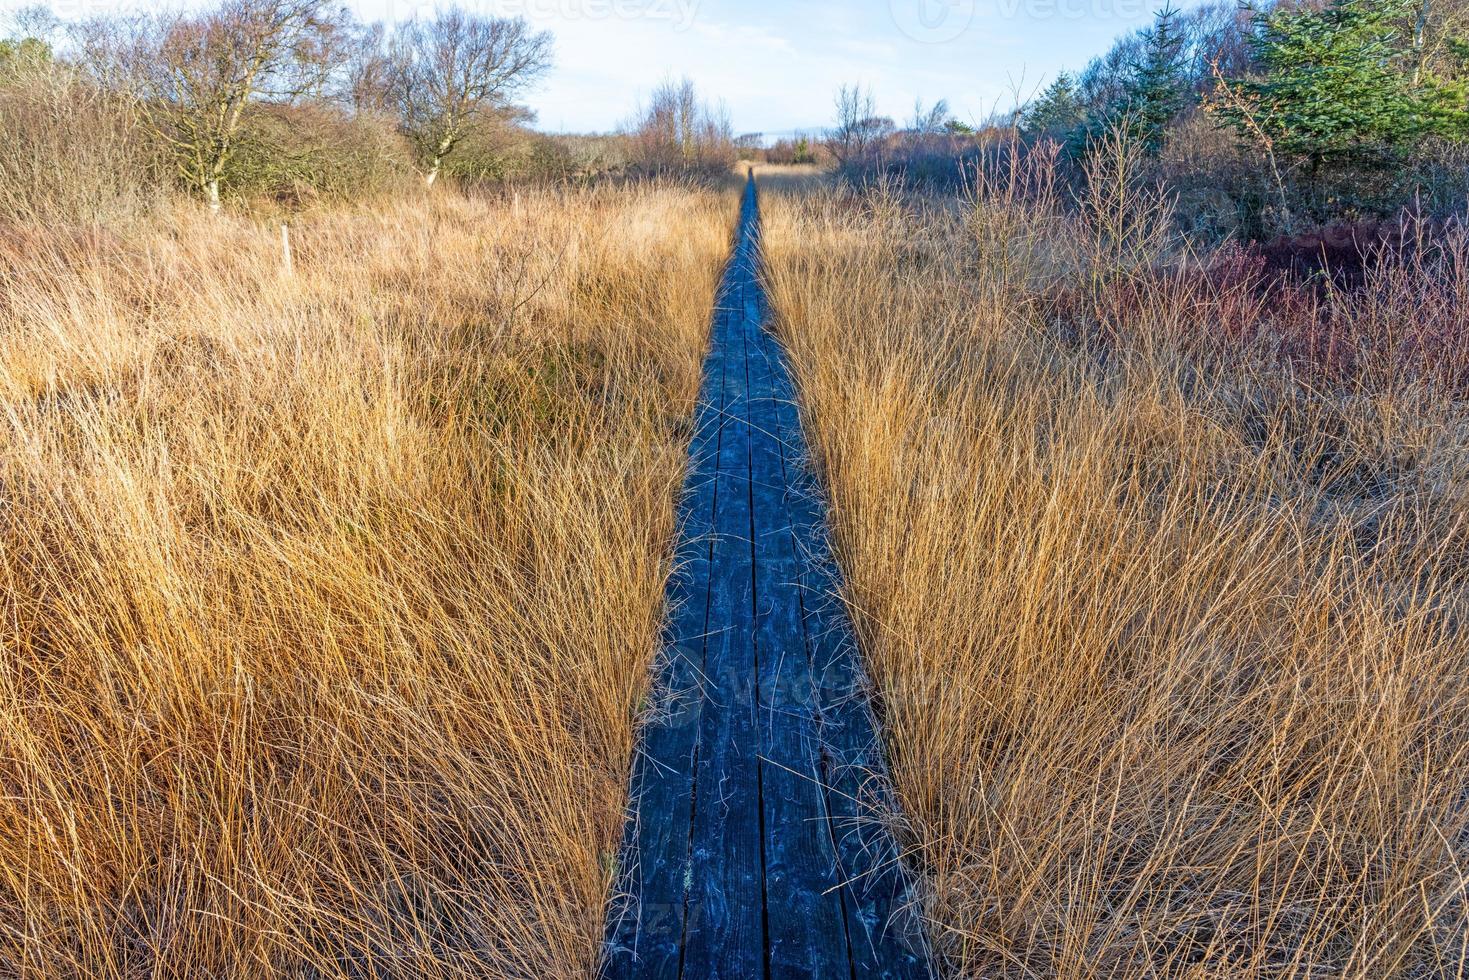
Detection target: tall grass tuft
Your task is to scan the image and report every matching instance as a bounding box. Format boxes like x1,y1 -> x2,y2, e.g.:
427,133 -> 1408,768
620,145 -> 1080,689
0,184 -> 732,977
761,162 -> 1469,977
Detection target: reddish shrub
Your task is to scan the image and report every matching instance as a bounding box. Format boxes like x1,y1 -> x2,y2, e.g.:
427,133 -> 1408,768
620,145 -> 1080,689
1048,214 -> 1469,395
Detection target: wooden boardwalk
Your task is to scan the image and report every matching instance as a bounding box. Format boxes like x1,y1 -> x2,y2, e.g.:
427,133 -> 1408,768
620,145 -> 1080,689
602,176 -> 931,980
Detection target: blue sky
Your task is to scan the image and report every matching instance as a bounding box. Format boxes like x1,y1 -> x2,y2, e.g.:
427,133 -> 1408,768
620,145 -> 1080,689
485,0 -> 1171,134
6,0 -> 1171,134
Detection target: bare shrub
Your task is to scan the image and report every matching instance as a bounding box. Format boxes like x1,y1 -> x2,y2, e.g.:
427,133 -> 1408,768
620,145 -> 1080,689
825,83 -> 893,168
0,54 -> 165,225
226,102 -> 414,204
626,78 -> 736,179
85,0 -> 356,211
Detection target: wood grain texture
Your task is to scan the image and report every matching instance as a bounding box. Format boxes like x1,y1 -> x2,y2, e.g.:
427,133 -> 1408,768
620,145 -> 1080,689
603,176 -> 931,980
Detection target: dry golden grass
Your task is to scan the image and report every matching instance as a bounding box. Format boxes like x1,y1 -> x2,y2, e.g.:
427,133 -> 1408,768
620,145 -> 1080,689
761,175 -> 1469,977
739,162 -> 828,195
0,183 -> 732,977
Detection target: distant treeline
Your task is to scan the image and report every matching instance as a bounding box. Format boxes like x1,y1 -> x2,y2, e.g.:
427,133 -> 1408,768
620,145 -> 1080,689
0,0 -> 744,223
828,0 -> 1469,238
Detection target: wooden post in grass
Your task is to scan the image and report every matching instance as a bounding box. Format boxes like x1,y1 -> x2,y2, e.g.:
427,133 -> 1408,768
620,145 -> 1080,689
280,223 -> 293,279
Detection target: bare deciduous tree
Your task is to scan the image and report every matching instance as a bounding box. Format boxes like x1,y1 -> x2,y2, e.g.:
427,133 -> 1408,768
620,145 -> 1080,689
93,0 -> 350,210
627,77 -> 735,176
388,10 -> 552,187
340,20 -> 393,114
909,97 -> 951,135
7,5 -> 59,45
826,83 -> 893,164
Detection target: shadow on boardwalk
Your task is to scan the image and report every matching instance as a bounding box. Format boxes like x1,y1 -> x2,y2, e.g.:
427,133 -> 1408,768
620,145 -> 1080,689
602,175 -> 932,980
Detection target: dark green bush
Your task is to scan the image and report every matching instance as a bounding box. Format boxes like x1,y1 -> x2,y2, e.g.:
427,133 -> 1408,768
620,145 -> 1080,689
225,104 -> 415,205
440,121 -> 603,184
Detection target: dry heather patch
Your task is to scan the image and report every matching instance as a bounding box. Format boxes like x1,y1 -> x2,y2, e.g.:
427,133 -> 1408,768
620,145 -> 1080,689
762,185 -> 1469,978
0,184 -> 731,978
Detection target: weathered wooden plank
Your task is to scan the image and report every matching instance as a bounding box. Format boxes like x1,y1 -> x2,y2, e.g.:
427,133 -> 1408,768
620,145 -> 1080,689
605,173 -> 931,979
679,193 -> 766,978
745,295 -> 854,978
761,263 -> 933,979
601,238 -> 736,980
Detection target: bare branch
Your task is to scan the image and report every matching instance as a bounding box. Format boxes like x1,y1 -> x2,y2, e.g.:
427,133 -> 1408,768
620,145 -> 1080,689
78,0 -> 350,209
387,9 -> 552,186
